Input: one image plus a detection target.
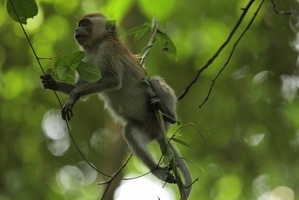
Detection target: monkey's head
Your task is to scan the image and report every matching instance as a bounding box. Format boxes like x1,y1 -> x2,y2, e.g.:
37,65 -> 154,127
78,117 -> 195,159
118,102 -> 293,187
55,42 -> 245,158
75,13 -> 117,50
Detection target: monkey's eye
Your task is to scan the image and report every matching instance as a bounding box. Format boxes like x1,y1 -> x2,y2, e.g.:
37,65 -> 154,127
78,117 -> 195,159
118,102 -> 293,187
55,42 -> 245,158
79,19 -> 90,27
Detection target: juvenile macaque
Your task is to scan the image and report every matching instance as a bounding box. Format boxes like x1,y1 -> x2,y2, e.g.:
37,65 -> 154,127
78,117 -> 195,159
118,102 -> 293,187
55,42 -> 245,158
41,13 -> 192,198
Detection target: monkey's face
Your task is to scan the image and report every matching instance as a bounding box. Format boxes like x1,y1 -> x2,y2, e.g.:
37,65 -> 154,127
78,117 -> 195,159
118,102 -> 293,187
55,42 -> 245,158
75,16 -> 108,49
75,18 -> 92,46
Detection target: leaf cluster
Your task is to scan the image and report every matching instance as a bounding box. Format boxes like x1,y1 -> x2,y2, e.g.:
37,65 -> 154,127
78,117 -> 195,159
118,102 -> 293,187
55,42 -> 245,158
7,0 -> 37,24
122,21 -> 177,57
53,51 -> 100,83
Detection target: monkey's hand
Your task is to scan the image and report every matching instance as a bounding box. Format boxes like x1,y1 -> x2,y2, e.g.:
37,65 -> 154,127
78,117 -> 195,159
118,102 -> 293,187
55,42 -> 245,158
150,97 -> 177,124
154,167 -> 177,184
40,74 -> 59,90
61,91 -> 79,120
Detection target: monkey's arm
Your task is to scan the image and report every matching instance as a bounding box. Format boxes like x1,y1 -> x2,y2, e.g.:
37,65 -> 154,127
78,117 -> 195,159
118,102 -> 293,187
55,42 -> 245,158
40,74 -> 77,94
61,76 -> 121,120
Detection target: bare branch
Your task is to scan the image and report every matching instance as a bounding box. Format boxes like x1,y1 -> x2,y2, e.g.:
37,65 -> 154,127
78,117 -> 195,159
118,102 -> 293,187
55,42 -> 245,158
199,0 -> 266,108
140,20 -> 158,68
98,154 -> 133,200
155,109 -> 188,200
177,0 -> 256,101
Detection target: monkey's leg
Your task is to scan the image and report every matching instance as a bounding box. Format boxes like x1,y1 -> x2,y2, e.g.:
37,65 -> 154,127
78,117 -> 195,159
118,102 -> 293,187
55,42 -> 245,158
123,124 -> 177,183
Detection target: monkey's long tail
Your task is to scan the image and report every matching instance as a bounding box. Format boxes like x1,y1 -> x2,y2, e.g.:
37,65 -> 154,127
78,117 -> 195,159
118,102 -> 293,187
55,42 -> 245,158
169,143 -> 192,199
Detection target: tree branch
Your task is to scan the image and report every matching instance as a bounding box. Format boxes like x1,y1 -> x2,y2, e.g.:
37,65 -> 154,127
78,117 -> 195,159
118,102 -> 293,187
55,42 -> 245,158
98,153 -> 133,200
140,20 -> 158,68
177,0 -> 256,101
199,0 -> 265,108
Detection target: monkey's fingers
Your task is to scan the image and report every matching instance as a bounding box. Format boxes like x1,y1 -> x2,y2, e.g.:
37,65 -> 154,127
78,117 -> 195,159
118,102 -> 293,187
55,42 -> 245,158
40,74 -> 58,90
42,83 -> 56,90
61,109 -> 73,121
149,97 -> 161,110
165,173 -> 177,184
159,166 -> 177,184
40,74 -> 54,81
61,106 -> 74,121
61,109 -> 67,120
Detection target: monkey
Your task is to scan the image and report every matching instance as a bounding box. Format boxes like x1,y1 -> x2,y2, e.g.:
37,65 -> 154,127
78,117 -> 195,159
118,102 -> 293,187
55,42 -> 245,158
40,13 -> 192,198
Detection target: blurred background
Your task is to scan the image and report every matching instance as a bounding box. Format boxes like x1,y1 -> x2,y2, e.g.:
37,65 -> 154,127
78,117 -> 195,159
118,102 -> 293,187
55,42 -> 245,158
1,0 -> 299,199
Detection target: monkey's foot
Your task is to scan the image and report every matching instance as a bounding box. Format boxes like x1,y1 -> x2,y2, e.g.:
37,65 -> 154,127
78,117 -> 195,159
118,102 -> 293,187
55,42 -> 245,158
150,97 -> 177,124
153,167 -> 177,184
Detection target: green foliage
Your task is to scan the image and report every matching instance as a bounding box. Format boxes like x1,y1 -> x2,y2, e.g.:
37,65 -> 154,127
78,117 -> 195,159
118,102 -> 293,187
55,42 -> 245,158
156,31 -> 177,57
121,22 -> 151,42
54,51 -> 101,83
122,20 -> 177,57
158,138 -> 172,166
6,0 -> 38,24
171,138 -> 192,149
75,62 -> 101,82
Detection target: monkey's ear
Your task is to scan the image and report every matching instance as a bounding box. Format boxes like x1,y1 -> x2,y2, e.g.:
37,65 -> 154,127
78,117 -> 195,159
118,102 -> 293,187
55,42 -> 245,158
106,20 -> 116,33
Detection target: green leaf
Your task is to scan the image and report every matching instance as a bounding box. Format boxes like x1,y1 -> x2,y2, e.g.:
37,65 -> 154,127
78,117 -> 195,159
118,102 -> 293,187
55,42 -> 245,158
68,51 -> 85,67
134,26 -> 150,42
121,23 -> 150,42
46,68 -> 54,75
171,138 -> 192,149
63,73 -> 76,83
163,154 -> 173,165
157,32 -> 177,57
158,139 -> 173,165
45,67 -> 75,83
76,62 -> 101,82
54,58 -> 68,80
54,56 -> 71,80
6,0 -> 38,24
54,51 -> 85,80
53,51 -> 99,82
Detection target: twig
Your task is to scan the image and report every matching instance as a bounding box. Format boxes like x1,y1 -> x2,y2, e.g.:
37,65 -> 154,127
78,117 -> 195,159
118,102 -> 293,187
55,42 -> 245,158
199,0 -> 265,108
8,0 -> 64,107
140,20 -> 170,68
177,0 -> 256,101
38,54 -> 61,60
140,20 -> 158,67
155,109 -> 187,200
98,153 -> 133,200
